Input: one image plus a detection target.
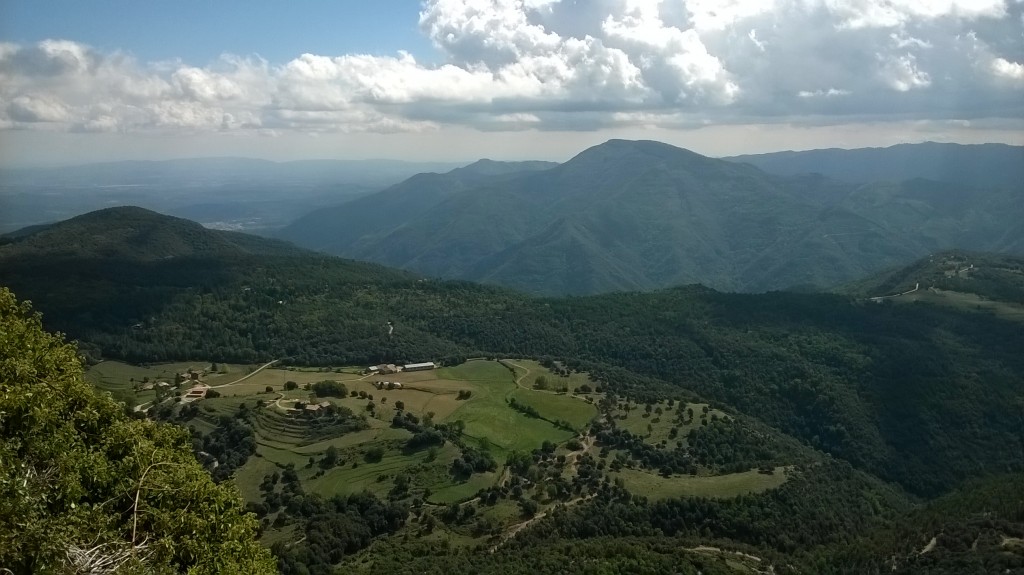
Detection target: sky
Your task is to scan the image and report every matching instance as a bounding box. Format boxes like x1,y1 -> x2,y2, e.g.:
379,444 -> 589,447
0,0 -> 1022,166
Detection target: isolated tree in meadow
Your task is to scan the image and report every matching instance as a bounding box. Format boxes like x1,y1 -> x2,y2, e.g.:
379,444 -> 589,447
322,446 -> 339,468
534,375 -> 548,390
265,385 -> 274,393
0,288 -> 274,574
284,380 -> 298,391
395,400 -> 405,411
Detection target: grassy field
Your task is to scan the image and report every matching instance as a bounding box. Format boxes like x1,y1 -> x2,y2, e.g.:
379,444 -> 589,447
441,361 -> 577,457
612,466 -> 792,500
306,443 -> 462,499
510,388 -> 598,430
503,359 -> 598,393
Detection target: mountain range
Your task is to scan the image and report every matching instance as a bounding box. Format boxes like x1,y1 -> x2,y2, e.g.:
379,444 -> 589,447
279,140 -> 1024,295
725,141 -> 1024,188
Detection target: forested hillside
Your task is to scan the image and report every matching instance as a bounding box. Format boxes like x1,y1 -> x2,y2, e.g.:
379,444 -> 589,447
279,140 -> 1024,295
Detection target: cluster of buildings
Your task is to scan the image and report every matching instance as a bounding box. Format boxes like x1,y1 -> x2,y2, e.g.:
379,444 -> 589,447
285,400 -> 332,416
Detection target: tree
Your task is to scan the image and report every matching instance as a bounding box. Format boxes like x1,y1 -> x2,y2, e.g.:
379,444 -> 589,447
265,386 -> 274,393
284,380 -> 298,391
311,380 -> 348,398
321,446 -> 339,468
534,375 -> 549,390
0,288 -> 275,574
365,447 -> 385,463
519,499 -> 539,518
395,400 -> 405,411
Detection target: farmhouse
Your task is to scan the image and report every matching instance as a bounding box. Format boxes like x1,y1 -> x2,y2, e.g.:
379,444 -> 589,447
403,362 -> 435,372
368,363 -> 401,374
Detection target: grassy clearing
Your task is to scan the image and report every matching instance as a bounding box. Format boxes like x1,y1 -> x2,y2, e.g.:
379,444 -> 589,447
504,359 -> 598,392
428,472 -> 497,504
612,466 -> 791,500
234,455 -> 280,503
437,359 -> 513,382
511,388 -> 598,430
479,499 -> 522,524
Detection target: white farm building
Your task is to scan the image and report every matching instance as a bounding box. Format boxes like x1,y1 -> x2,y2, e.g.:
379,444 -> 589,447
403,362 -> 436,372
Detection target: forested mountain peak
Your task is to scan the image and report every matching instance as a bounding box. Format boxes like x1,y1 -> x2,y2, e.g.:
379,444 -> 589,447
557,139 -> 750,180
0,205 -> 306,261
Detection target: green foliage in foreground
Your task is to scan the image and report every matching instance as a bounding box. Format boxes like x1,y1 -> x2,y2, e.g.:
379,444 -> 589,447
0,288 -> 275,574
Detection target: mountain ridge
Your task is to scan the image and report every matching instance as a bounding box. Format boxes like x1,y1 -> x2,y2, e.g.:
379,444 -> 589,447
280,139 -> 1024,295
725,141 -> 1024,188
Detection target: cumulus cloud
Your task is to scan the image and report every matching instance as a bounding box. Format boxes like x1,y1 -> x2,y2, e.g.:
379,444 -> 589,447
0,0 -> 1021,135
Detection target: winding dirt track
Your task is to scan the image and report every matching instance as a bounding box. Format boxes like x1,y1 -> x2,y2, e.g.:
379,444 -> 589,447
209,359 -> 280,389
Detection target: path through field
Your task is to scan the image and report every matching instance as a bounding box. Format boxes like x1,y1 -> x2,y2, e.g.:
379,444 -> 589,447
210,359 -> 280,389
490,495 -> 594,551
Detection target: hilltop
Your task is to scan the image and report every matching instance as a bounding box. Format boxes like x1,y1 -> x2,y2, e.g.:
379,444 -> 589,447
279,139 -> 1024,295
0,206 -> 311,260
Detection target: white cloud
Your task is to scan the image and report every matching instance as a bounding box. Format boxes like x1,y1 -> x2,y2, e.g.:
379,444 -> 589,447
991,57 -> 1024,80
0,0 -> 1020,137
880,53 -> 931,91
6,94 -> 71,122
824,0 -> 1007,29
